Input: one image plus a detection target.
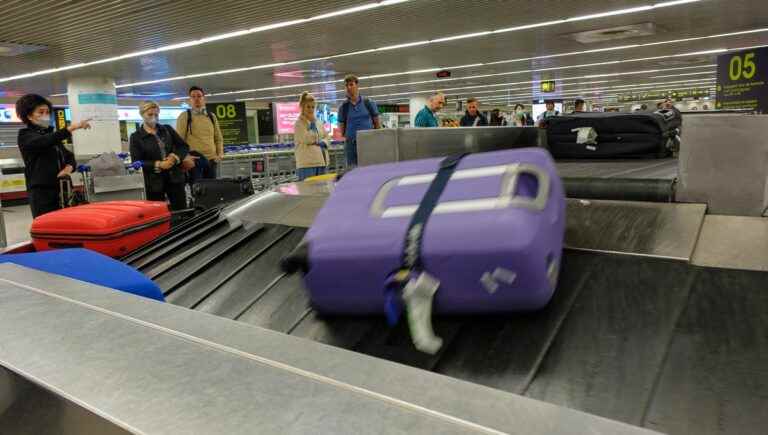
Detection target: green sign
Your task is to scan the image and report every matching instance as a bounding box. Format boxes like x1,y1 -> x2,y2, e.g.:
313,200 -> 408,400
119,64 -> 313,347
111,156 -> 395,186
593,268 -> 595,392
206,102 -> 248,145
617,88 -> 711,103
541,80 -> 556,93
77,93 -> 117,105
716,48 -> 768,111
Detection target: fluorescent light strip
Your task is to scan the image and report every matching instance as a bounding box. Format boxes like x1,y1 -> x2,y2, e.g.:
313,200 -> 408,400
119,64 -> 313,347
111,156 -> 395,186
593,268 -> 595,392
115,0 -> 733,90
228,67 -> 715,103
310,77 -> 716,105
477,80 -> 717,101
130,19 -> 765,94
192,47 -> 722,99
477,83 -> 715,103
0,0 -> 411,83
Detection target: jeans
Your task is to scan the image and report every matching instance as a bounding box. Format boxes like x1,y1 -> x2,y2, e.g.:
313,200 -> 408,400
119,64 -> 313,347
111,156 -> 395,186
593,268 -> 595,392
344,139 -> 358,167
296,166 -> 327,181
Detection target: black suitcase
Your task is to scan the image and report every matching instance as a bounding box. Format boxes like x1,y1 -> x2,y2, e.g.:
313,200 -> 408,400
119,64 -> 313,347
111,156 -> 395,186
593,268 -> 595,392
546,110 -> 680,159
192,177 -> 254,210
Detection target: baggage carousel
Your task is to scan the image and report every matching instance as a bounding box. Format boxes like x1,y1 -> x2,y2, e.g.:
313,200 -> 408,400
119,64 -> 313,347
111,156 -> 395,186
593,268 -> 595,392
104,178 -> 766,435
2,155 -> 765,434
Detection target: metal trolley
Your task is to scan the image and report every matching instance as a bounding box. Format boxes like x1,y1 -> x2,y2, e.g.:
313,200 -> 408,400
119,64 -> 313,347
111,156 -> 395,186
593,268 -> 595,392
221,141 -> 347,191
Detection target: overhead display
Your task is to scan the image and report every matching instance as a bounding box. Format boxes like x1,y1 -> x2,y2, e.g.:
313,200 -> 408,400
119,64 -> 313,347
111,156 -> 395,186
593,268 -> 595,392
716,47 -> 768,112
206,102 -> 249,145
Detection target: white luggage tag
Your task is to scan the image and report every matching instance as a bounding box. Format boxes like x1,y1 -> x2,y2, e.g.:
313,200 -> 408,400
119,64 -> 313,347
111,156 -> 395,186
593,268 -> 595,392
401,271 -> 443,355
571,127 -> 598,149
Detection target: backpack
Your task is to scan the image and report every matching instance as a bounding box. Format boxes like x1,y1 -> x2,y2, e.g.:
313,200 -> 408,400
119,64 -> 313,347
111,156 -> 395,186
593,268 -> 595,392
184,109 -> 217,140
338,98 -> 377,133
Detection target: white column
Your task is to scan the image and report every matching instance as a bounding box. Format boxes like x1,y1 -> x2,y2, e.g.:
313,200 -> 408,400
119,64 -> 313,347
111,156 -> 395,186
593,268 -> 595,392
66,77 -> 121,157
409,97 -> 427,127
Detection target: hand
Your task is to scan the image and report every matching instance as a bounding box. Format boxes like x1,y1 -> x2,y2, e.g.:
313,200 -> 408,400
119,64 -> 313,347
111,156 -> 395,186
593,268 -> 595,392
67,118 -> 93,133
181,155 -> 198,171
158,160 -> 174,171
57,165 -> 73,178
166,153 -> 179,165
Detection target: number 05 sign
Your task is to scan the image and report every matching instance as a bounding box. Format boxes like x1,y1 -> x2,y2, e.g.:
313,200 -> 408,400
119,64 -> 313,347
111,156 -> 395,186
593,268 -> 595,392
716,47 -> 767,112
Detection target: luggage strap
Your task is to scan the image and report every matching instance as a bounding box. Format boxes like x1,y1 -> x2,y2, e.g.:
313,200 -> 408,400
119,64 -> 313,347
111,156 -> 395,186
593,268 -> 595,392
387,153 -> 467,354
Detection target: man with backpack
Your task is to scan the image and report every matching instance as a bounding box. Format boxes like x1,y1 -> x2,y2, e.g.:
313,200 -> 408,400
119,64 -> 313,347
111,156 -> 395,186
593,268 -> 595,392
338,75 -> 380,167
176,86 -> 224,179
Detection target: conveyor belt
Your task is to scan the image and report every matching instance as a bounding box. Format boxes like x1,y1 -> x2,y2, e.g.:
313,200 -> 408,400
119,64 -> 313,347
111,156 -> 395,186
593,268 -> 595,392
556,159 -> 679,202
555,158 -> 678,180
124,211 -> 768,435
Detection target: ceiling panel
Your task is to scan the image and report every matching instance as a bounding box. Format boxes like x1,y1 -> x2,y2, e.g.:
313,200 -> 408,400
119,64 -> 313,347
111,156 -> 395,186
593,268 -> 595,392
0,0 -> 764,105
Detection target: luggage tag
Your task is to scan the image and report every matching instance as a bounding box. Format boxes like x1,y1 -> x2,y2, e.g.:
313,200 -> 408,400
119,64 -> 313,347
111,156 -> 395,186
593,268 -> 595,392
572,127 -> 598,151
401,271 -> 443,355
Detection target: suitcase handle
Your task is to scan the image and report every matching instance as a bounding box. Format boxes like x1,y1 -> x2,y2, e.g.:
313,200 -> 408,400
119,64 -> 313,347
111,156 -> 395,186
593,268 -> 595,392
370,163 -> 551,218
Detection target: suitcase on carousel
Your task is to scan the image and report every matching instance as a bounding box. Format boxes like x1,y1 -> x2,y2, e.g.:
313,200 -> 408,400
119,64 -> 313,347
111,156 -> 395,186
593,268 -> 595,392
546,110 -> 679,158
31,201 -> 172,258
192,177 -> 255,210
288,147 -> 566,353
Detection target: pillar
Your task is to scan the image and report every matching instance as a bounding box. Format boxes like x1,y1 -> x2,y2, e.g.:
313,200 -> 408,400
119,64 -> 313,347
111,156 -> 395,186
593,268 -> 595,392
66,77 -> 121,157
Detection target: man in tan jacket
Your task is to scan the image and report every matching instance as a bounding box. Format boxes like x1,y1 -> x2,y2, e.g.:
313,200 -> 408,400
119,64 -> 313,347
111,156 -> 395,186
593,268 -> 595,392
176,86 -> 224,179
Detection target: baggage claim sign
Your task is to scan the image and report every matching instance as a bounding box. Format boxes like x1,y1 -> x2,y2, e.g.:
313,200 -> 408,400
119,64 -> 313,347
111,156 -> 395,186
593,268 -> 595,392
716,47 -> 768,112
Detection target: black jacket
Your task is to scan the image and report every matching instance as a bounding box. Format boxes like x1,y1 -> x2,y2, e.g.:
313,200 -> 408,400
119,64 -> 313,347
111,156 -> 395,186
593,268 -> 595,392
460,112 -> 488,127
129,124 -> 190,193
17,125 -> 77,190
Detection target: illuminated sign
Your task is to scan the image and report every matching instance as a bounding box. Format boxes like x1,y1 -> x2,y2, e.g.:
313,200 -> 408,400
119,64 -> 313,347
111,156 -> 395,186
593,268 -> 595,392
0,105 -> 21,123
274,102 -> 301,135
541,80 -> 557,92
716,47 -> 768,111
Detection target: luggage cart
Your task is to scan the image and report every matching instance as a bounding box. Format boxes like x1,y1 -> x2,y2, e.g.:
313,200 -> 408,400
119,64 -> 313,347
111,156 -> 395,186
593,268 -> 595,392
76,158 -> 146,203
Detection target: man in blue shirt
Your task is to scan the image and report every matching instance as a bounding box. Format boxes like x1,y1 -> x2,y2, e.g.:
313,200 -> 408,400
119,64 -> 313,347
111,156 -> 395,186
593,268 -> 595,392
338,75 -> 380,166
414,93 -> 445,127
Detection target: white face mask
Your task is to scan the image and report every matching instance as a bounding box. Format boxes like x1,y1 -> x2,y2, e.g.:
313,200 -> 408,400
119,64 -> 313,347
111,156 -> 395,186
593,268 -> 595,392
143,115 -> 159,127
32,115 -> 50,127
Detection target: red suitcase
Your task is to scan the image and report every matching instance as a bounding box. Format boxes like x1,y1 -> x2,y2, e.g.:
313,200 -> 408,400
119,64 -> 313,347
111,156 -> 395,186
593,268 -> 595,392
31,201 -> 171,257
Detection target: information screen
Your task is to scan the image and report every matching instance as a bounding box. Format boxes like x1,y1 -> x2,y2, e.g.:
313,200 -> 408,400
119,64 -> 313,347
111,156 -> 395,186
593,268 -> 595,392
274,102 -> 338,135
716,47 -> 768,112
274,102 -> 301,134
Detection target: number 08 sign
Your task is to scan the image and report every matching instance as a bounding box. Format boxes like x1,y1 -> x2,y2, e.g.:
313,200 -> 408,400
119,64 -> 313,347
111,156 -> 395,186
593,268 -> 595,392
205,102 -> 249,145
716,47 -> 768,112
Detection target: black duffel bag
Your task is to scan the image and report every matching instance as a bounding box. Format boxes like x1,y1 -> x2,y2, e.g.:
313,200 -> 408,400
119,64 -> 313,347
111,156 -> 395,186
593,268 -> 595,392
546,110 -> 680,159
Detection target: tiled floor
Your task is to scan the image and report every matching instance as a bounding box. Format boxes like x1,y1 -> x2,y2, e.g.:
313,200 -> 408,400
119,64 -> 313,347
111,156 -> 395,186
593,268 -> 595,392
1,205 -> 33,246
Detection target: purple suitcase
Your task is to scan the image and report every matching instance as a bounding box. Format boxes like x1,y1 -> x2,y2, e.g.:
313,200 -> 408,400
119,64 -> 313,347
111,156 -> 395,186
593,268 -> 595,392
301,147 -> 566,352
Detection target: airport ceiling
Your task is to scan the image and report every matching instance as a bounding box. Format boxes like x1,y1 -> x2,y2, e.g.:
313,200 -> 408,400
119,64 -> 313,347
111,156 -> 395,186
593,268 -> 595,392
1,0 -> 767,106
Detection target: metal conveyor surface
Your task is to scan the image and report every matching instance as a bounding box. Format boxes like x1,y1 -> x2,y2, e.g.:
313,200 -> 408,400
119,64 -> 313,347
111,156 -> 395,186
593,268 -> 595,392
122,209 -> 768,435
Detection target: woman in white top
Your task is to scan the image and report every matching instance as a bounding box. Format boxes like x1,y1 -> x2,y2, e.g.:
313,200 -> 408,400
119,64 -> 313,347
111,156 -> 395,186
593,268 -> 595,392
293,92 -> 331,181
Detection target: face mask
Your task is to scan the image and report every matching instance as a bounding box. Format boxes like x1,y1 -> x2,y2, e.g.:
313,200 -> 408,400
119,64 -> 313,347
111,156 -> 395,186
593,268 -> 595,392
143,115 -> 158,126
516,110 -> 524,116
32,115 -> 50,127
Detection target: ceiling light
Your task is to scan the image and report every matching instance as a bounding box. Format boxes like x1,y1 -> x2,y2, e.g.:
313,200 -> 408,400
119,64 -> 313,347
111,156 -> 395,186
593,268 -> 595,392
0,0 -> 411,83
104,1 -> 724,90
212,65 -> 715,104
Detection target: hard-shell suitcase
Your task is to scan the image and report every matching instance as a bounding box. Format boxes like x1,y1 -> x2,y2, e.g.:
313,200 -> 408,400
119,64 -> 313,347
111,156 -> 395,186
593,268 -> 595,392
31,201 -> 171,257
0,248 -> 165,301
192,177 -> 255,210
546,111 -> 680,158
292,147 -> 566,353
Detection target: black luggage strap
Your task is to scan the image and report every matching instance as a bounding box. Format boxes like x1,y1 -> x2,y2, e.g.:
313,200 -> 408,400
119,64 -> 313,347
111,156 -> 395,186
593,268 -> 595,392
386,153 -> 468,354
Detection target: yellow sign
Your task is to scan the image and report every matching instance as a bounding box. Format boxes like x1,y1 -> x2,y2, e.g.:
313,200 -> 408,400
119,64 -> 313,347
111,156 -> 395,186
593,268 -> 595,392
540,80 -> 556,93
